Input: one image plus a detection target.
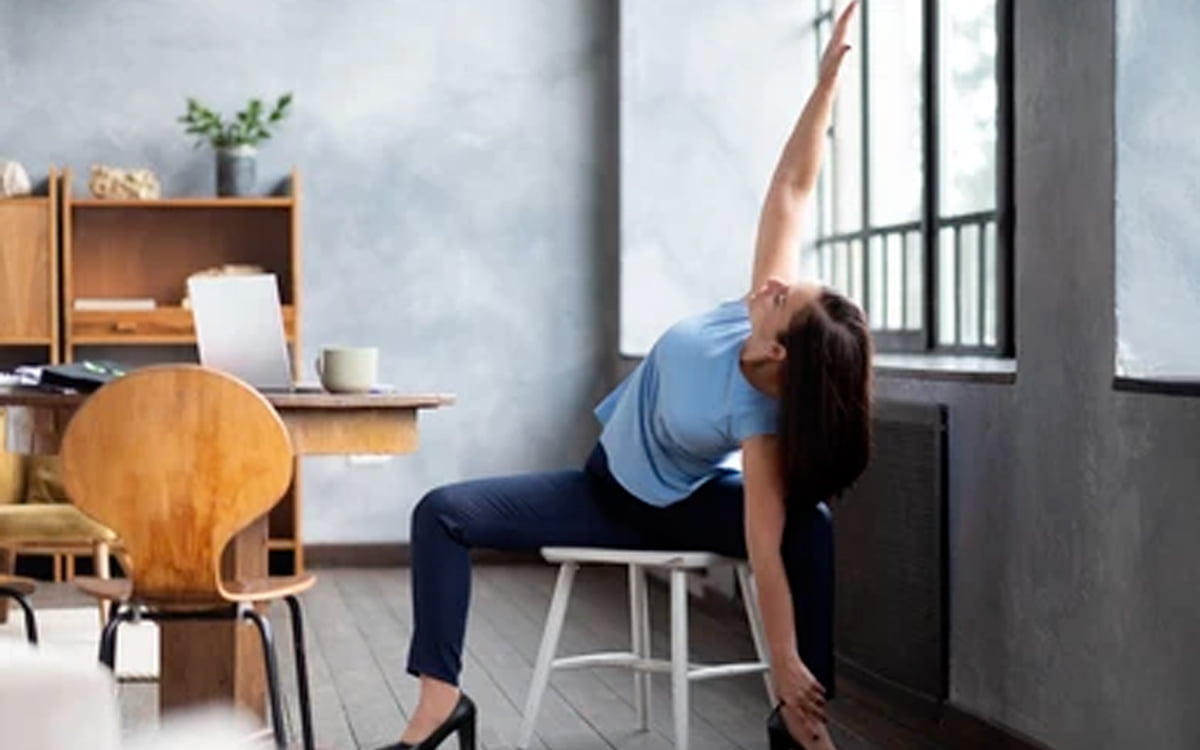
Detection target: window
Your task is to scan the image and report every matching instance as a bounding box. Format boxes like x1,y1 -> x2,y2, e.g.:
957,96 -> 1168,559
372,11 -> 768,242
808,0 -> 1014,354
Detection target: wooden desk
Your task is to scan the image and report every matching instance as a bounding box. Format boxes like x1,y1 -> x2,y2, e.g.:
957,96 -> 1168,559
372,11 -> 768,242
0,387 -> 453,715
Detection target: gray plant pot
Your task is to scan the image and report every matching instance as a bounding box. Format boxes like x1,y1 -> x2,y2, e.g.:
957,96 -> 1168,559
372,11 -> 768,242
216,145 -> 257,196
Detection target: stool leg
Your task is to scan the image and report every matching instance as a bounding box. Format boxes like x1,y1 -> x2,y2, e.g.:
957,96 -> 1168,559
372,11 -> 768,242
736,563 -> 776,705
670,569 -> 689,750
518,562 -> 577,749
629,564 -> 651,731
93,541 -> 111,629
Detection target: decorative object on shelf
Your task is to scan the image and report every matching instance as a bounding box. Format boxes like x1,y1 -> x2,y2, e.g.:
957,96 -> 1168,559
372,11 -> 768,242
0,159 -> 32,197
88,165 -> 161,200
180,264 -> 266,308
73,297 -> 157,312
178,93 -> 293,197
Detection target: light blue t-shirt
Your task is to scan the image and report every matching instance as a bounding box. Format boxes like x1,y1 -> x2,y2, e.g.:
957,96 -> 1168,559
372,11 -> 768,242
594,299 -> 779,507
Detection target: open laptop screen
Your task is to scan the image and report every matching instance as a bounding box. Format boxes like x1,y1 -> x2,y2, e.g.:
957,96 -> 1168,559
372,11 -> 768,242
189,274 -> 294,390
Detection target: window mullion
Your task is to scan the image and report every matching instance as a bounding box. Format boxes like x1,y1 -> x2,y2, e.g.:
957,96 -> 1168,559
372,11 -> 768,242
859,0 -> 872,325
996,0 -> 1015,356
923,0 -> 940,350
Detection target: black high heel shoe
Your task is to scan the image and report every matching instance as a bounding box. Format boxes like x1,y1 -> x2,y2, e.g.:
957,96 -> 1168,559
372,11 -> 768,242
376,693 -> 477,750
767,703 -> 821,750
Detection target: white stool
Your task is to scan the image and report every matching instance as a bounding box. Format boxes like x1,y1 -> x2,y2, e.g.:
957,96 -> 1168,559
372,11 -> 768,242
517,547 -> 775,750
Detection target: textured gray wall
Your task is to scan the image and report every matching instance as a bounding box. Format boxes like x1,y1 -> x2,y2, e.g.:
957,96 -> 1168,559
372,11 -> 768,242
1115,0 -> 1200,378
879,1 -> 1200,747
0,0 -> 619,543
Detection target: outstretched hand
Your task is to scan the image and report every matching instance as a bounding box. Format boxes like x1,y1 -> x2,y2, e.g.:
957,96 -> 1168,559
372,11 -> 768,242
775,651 -> 827,742
818,1 -> 859,87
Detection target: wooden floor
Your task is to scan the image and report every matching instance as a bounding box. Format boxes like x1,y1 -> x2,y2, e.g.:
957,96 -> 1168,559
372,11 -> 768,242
27,565 -> 944,750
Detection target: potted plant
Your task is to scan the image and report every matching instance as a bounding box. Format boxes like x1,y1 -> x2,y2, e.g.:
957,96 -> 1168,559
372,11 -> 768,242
178,93 -> 293,196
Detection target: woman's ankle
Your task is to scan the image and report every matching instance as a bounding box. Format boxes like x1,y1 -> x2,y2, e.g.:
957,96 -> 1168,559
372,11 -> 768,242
418,675 -> 460,705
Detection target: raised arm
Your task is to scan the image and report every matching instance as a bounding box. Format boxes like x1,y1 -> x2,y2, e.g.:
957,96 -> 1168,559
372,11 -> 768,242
750,1 -> 858,294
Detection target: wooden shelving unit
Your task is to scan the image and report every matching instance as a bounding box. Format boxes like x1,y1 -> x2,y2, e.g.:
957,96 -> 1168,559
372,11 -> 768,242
59,168 -> 307,574
1,169 -> 62,583
0,168 -> 60,366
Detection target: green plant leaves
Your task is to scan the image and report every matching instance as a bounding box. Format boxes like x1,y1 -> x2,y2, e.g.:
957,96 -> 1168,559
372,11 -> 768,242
177,92 -> 293,148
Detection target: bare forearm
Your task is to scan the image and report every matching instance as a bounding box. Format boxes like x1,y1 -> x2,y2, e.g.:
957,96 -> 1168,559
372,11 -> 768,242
748,541 -> 799,663
748,80 -> 839,287
770,79 -> 839,196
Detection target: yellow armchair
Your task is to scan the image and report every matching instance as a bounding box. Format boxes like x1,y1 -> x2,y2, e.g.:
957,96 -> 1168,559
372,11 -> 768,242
0,409 -> 118,625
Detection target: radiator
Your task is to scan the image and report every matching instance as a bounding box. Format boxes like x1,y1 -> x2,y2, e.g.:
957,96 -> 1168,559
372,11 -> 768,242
834,399 -> 948,708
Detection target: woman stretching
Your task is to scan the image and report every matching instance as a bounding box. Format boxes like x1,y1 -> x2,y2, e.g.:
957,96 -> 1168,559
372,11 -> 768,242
381,4 -> 866,749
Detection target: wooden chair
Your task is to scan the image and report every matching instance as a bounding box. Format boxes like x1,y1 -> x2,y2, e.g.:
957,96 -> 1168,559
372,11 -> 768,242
0,574 -> 38,644
57,364 -> 315,750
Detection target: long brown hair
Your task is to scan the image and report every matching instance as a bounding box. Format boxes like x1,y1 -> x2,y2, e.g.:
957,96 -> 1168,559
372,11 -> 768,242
777,288 -> 872,509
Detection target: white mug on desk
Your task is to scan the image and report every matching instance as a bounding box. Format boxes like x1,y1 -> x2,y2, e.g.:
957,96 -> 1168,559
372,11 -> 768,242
315,347 -> 378,393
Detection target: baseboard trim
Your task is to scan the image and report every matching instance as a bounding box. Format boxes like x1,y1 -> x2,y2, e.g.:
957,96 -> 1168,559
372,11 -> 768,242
838,670 -> 1054,750
305,543 -> 542,568
938,704 -> 1055,750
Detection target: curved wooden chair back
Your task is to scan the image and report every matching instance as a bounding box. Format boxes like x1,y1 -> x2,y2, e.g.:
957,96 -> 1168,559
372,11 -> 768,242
59,365 -> 293,603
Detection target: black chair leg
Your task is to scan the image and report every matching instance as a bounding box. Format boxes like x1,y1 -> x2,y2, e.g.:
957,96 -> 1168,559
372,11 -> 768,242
0,587 -> 39,645
98,605 -> 131,669
242,605 -> 287,749
285,595 -> 315,750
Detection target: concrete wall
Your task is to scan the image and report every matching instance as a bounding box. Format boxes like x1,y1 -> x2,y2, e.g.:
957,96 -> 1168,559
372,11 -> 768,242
878,1 -> 1200,747
0,0 -> 619,543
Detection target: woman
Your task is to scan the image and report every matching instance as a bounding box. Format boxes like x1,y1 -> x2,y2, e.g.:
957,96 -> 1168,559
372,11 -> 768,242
382,4 -> 866,749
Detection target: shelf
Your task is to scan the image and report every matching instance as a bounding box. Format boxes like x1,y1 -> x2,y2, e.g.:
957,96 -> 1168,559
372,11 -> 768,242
267,539 -> 299,551
71,304 -> 296,345
0,196 -> 51,206
70,197 -> 294,209
0,337 -> 53,346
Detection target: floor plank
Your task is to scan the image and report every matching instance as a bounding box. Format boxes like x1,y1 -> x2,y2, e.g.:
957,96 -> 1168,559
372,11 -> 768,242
12,565 -> 945,750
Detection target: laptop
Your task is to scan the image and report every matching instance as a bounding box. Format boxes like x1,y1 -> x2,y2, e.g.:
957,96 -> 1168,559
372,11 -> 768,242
189,274 -> 313,392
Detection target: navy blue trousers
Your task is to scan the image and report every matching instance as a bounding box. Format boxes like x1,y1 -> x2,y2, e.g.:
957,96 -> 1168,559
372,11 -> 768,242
406,444 -> 835,694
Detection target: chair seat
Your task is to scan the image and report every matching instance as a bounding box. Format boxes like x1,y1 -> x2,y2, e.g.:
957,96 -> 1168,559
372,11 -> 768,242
0,574 -> 35,596
541,546 -> 732,569
75,573 -> 317,607
0,503 -> 118,545
223,573 -> 317,602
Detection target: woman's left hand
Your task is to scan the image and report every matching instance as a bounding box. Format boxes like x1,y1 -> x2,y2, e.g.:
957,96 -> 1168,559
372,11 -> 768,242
774,650 -> 827,727
817,1 -> 859,88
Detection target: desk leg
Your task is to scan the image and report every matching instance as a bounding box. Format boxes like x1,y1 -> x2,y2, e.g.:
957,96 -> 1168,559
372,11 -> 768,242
159,515 -> 268,716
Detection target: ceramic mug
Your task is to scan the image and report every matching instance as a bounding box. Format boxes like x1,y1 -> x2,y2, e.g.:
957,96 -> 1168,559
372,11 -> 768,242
315,347 -> 378,393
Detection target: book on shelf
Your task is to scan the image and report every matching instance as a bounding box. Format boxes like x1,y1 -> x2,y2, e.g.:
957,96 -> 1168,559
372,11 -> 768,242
73,297 -> 157,312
